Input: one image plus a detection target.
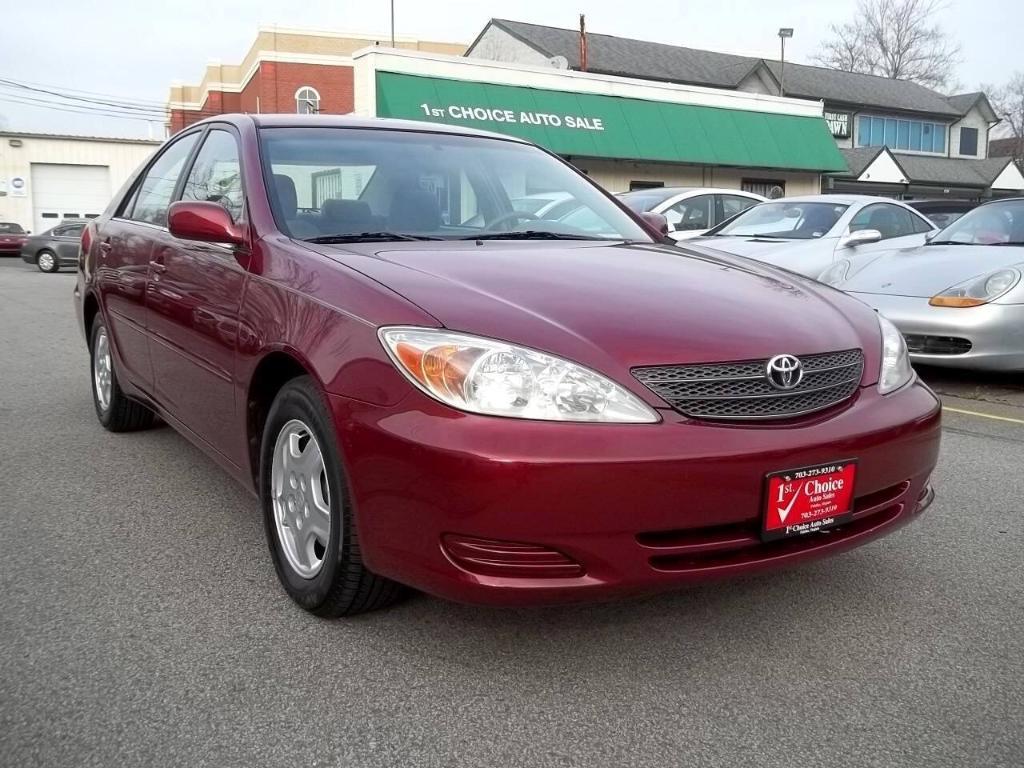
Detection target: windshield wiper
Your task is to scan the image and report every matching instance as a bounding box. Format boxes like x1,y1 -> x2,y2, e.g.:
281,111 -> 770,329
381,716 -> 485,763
304,231 -> 442,243
460,231 -> 604,241
991,241 -> 1024,246
926,240 -> 970,245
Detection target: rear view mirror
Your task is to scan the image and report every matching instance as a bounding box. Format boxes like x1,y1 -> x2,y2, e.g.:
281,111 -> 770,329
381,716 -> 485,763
639,211 -> 670,237
168,201 -> 245,246
840,228 -> 882,248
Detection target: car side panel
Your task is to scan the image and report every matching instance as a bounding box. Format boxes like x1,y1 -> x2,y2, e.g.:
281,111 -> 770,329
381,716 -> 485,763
94,218 -> 157,391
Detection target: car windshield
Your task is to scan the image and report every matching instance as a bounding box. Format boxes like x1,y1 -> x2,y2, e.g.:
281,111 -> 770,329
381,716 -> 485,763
710,201 -> 848,239
929,199 -> 1024,245
260,128 -> 650,242
0,222 -> 25,234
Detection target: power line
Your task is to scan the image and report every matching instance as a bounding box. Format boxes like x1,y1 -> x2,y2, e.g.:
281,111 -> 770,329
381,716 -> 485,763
0,94 -> 167,123
0,76 -> 170,108
0,88 -> 169,119
0,77 -> 169,114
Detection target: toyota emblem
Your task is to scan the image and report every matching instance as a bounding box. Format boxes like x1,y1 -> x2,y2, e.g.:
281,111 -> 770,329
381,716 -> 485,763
766,354 -> 803,390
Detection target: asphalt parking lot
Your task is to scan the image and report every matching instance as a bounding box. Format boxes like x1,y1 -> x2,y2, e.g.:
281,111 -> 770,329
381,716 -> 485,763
0,259 -> 1021,768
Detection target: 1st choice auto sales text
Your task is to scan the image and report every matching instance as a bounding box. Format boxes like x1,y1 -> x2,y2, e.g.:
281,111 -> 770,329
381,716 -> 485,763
420,103 -> 606,131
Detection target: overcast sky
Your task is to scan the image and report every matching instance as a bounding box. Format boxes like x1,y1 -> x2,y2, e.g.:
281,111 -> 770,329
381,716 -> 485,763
1,0 -> 1020,139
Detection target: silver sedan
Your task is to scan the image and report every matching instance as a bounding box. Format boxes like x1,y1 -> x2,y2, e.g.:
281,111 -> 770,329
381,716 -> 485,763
829,198 -> 1024,372
687,194 -> 936,278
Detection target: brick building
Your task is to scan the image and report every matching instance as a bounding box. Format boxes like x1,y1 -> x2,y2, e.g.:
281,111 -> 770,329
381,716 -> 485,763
166,27 -> 465,132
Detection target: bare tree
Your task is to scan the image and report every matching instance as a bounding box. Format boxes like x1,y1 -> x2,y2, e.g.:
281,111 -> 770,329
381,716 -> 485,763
813,0 -> 961,91
987,72 -> 1024,165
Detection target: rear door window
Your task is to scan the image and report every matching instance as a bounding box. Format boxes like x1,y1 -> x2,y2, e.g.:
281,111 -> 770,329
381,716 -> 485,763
128,133 -> 201,226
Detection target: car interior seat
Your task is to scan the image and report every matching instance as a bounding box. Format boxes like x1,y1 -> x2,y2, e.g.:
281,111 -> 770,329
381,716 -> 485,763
389,187 -> 442,232
271,174 -> 320,239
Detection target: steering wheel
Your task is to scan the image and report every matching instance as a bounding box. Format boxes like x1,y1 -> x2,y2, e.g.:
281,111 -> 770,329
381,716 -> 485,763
483,210 -> 541,232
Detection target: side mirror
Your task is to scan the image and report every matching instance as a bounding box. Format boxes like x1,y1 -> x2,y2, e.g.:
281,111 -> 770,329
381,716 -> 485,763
639,211 -> 670,237
840,228 -> 882,248
925,230 -> 938,242
168,201 -> 245,246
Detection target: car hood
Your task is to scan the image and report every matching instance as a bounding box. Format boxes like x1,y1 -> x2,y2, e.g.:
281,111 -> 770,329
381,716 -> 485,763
306,239 -> 881,391
840,244 -> 1024,297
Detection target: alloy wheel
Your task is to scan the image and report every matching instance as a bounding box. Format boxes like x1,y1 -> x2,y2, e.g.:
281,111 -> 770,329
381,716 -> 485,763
271,419 -> 333,579
93,327 -> 112,412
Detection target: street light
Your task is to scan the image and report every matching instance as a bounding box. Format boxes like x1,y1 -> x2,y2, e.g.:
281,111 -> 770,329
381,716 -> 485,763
778,27 -> 794,97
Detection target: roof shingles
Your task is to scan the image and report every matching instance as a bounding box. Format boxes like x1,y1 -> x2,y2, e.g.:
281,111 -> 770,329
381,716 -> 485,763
486,19 -> 963,118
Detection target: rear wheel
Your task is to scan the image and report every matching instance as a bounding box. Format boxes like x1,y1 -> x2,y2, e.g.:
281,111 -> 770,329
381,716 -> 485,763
90,318 -> 155,431
260,376 -> 403,616
36,250 -> 59,273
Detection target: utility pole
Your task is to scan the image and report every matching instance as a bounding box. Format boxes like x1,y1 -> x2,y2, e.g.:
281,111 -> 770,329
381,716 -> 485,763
778,27 -> 793,97
390,0 -> 395,47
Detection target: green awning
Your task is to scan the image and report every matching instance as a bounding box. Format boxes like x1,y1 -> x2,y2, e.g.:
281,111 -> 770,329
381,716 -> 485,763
375,71 -> 847,173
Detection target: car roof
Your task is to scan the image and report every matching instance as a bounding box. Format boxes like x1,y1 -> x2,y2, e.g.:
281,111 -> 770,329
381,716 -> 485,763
774,194 -> 906,205
188,113 -> 532,145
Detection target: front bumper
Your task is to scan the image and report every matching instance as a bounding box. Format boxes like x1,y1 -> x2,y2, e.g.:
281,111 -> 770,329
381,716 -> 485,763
851,292 -> 1024,371
331,381 -> 941,606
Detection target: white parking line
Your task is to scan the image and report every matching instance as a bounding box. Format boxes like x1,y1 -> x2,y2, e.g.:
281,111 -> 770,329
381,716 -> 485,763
943,405 -> 1024,426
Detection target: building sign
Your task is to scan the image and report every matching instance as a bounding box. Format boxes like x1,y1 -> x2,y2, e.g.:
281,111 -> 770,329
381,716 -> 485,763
825,110 -> 851,139
374,72 -> 848,172
10,176 -> 27,197
418,103 -> 605,132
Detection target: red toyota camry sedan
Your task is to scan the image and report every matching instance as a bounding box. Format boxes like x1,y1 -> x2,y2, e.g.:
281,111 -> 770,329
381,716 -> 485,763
75,115 -> 941,616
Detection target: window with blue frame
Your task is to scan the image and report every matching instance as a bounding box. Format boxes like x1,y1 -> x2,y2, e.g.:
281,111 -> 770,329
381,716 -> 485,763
856,114 -> 947,153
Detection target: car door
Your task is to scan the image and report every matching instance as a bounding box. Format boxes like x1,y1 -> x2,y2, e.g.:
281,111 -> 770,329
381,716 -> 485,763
145,127 -> 249,467
96,131 -> 202,392
53,223 -> 85,264
838,202 -> 933,261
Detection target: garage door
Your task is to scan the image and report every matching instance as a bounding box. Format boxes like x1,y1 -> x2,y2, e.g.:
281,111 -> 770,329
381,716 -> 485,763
30,163 -> 111,234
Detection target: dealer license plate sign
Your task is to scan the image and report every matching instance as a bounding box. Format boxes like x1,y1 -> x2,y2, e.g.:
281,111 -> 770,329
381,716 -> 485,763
762,461 -> 857,541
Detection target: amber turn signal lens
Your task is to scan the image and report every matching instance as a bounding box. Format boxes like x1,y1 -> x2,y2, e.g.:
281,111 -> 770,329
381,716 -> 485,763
928,296 -> 987,308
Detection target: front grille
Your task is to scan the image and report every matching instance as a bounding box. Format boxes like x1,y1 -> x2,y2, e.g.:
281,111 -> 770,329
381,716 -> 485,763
632,349 -> 863,421
903,334 -> 972,355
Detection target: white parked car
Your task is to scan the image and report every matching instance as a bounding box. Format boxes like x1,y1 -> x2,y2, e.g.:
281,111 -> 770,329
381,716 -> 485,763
511,192 -> 577,220
687,195 -> 937,279
617,187 -> 765,241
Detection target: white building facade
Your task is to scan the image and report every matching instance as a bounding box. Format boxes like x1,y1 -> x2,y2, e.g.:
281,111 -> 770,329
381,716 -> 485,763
0,132 -> 161,234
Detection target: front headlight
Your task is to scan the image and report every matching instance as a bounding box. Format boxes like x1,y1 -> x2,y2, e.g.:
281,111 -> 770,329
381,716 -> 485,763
877,315 -> 913,394
378,327 -> 660,423
929,268 -> 1020,307
819,259 -> 851,286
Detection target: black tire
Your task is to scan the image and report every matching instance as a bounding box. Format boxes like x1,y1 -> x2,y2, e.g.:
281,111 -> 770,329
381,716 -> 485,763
36,250 -> 59,273
90,318 -> 155,432
260,376 -> 404,617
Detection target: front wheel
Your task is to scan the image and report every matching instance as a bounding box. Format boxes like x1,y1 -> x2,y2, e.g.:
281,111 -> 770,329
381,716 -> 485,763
90,318 -> 155,431
260,376 -> 403,617
36,250 -> 59,273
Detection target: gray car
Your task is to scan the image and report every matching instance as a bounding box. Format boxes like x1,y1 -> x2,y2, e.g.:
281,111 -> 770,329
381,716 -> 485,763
20,220 -> 88,272
688,194 -> 936,278
831,198 -> 1024,372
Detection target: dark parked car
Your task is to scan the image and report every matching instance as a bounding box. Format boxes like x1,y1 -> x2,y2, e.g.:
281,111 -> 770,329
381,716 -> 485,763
906,199 -> 979,229
75,114 -> 941,617
21,220 -> 88,272
0,222 -> 29,255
